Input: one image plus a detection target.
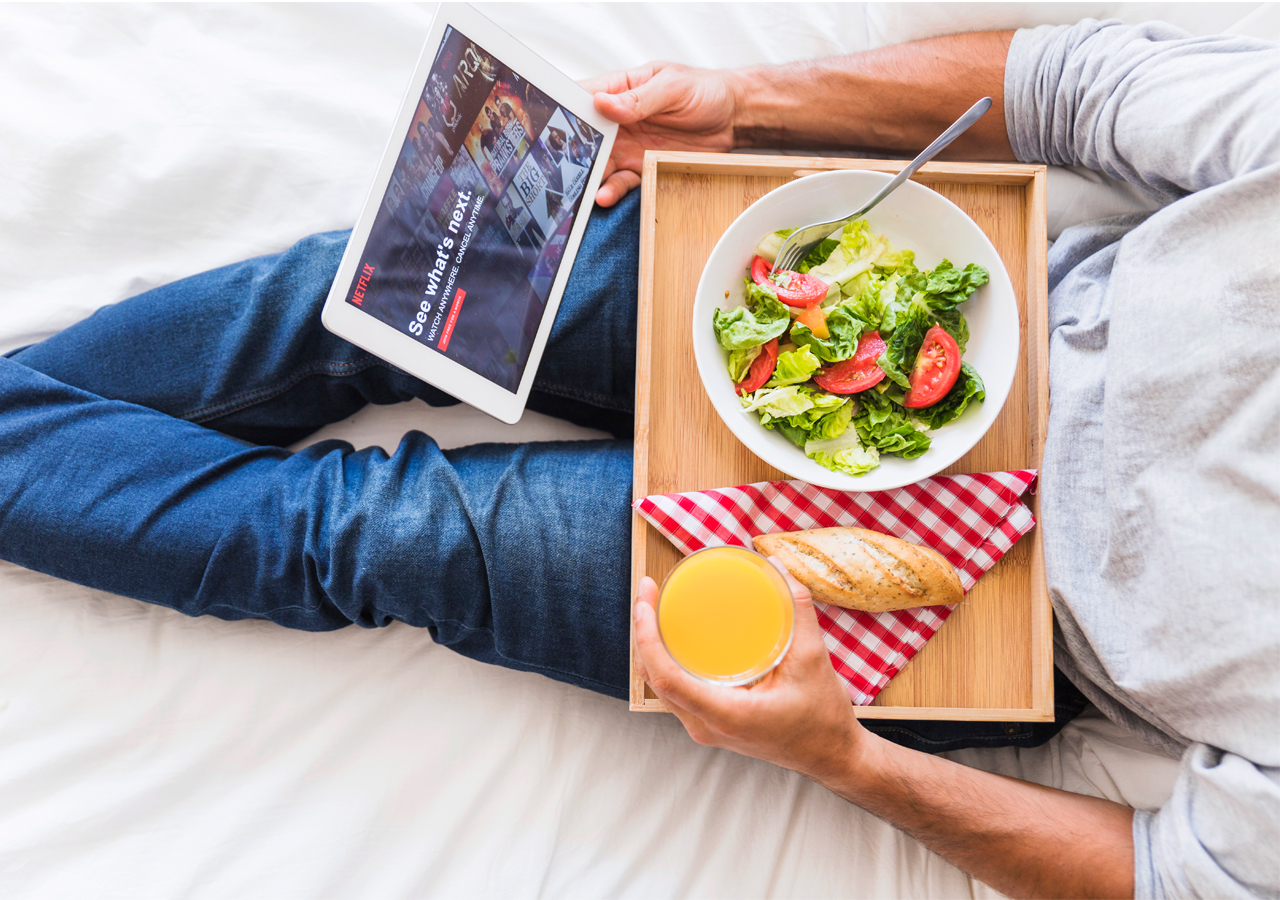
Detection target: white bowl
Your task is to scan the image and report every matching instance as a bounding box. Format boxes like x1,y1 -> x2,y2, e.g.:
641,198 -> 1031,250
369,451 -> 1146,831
692,169 -> 1019,492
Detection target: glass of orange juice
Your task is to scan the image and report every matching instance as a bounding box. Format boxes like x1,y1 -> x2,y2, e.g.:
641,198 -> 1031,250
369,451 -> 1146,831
656,545 -> 795,686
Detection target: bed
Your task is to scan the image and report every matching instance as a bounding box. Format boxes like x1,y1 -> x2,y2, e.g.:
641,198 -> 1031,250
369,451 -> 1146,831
2,3 -> 1275,896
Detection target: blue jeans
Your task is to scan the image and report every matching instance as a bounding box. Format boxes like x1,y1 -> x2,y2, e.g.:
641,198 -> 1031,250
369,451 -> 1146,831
0,191 -> 1084,748
1,194 -> 642,699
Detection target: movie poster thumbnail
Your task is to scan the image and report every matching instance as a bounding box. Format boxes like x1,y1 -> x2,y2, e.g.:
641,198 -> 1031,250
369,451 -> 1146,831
423,32 -> 499,149
511,144 -> 572,248
497,181 -> 533,243
462,80 -> 537,196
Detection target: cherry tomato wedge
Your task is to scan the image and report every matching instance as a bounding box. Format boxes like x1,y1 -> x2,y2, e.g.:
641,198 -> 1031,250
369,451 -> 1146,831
735,337 -> 779,395
794,304 -> 829,339
903,325 -> 962,408
812,331 -> 887,394
749,255 -> 827,308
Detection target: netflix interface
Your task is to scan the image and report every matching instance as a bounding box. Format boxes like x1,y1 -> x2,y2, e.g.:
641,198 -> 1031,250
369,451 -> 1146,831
345,26 -> 603,391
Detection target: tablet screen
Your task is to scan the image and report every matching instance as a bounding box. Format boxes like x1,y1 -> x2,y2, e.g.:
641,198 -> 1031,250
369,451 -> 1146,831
342,26 -> 604,392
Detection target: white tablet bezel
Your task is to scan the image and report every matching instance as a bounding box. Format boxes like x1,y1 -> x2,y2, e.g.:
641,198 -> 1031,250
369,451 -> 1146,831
321,2 -> 617,424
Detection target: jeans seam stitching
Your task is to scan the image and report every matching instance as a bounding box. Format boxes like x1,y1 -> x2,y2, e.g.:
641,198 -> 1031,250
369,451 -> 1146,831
183,356 -> 385,423
430,614 -> 622,695
532,379 -> 633,413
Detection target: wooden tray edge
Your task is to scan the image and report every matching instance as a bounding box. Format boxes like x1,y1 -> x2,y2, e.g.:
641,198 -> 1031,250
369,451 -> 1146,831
1025,167 -> 1055,719
629,152 -> 662,708
649,150 -> 1042,185
633,700 -> 1055,722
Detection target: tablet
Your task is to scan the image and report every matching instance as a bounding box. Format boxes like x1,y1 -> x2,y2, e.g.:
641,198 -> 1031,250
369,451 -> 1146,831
321,3 -> 617,424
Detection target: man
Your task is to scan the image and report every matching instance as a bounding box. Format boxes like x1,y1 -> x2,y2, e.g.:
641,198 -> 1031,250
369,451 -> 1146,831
601,22 -> 1279,900
0,18 -> 1275,900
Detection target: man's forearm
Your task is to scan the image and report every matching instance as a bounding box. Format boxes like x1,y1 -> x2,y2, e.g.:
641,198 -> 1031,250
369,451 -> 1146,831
826,733 -> 1135,899
729,31 -> 1017,160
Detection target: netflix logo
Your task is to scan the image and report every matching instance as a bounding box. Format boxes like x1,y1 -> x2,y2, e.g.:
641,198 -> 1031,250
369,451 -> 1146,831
350,262 -> 375,306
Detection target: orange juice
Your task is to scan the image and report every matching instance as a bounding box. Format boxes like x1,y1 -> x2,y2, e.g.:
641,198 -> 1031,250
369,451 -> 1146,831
657,546 -> 794,684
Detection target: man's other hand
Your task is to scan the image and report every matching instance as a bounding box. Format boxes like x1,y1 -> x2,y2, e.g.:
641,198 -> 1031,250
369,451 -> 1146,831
632,560 -> 865,785
581,63 -> 742,207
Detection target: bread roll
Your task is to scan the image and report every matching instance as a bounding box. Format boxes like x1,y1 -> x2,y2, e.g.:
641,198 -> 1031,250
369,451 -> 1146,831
752,527 -> 963,612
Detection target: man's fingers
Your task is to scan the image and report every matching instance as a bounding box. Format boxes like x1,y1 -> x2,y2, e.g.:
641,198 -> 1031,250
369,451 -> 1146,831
578,70 -> 628,96
593,65 -> 684,125
579,62 -> 658,97
632,580 -> 715,744
632,577 -> 728,720
664,700 -> 719,747
632,576 -> 658,683
595,169 -> 641,207
768,556 -> 809,602
768,556 -> 830,655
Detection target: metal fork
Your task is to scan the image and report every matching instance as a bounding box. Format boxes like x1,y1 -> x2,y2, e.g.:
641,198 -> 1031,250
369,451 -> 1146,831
771,97 -> 992,274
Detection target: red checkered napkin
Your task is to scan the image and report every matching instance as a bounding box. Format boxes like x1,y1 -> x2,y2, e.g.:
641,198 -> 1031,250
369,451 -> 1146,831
634,471 -> 1038,705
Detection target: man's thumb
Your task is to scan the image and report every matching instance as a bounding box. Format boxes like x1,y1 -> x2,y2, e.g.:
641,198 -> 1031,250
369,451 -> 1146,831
768,556 -> 824,633
594,68 -> 680,125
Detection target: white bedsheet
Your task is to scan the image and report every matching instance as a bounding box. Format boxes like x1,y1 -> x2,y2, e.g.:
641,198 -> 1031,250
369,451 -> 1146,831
0,4 -> 1268,897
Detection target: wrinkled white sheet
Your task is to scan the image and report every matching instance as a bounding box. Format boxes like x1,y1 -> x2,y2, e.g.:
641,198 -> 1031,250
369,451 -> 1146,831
0,3 -> 1268,897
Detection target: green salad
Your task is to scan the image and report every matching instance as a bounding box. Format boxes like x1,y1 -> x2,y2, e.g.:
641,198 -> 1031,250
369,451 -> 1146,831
712,220 -> 989,477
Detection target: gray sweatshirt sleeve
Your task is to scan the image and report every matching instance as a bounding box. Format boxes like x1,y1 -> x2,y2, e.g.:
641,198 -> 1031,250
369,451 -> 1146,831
1005,20 -> 1280,900
1005,19 -> 1280,202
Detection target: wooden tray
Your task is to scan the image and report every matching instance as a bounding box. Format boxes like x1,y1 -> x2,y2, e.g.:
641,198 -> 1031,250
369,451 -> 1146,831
630,152 -> 1051,720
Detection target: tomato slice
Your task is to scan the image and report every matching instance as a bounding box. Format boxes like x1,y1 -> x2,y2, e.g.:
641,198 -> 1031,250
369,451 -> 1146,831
735,337 -> 779,395
750,255 -> 772,285
748,255 -> 826,308
772,271 -> 828,307
902,325 -> 962,408
812,331 -> 887,394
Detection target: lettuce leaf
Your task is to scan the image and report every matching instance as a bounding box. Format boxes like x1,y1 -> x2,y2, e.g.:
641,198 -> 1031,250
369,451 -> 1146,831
766,345 -> 822,387
808,219 -> 891,286
843,277 -> 889,330
836,270 -> 871,303
855,411 -> 931,458
740,385 -> 810,416
796,237 -> 840,273
777,389 -> 848,429
874,246 -> 916,274
784,404 -> 848,437
726,344 -> 762,383
713,281 -> 790,350
877,292 -> 933,390
931,306 -> 971,354
810,447 -> 881,477
911,362 -> 986,429
810,399 -> 855,440
753,229 -> 791,265
743,385 -> 850,456
766,418 -> 810,448
850,390 -> 932,458
920,260 -> 989,311
805,430 -> 880,476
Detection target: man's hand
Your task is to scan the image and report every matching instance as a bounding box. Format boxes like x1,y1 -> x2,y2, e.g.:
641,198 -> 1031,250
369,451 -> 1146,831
581,31 -> 1015,208
635,562 -> 1135,899
581,63 -> 742,207
632,563 -> 864,784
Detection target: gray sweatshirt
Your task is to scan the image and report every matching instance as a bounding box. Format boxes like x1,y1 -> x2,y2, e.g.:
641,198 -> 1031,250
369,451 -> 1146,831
1006,20 -> 1280,899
